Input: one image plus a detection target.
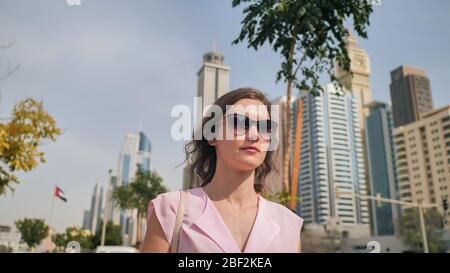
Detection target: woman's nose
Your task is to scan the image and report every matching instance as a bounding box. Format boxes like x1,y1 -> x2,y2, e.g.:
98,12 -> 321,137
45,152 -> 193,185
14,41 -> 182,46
246,124 -> 260,141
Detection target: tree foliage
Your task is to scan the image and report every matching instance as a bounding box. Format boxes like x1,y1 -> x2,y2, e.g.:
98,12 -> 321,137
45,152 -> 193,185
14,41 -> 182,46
90,220 -> 123,248
232,0 -> 373,95
15,218 -> 49,249
0,98 -> 61,195
398,208 -> 446,253
112,170 -> 168,243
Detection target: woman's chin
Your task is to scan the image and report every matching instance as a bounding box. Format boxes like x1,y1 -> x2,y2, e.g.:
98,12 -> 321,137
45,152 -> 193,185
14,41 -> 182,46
234,159 -> 262,170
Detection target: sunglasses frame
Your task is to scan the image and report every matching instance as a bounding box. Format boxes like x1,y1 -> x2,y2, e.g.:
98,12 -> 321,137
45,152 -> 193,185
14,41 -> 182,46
224,113 -> 277,141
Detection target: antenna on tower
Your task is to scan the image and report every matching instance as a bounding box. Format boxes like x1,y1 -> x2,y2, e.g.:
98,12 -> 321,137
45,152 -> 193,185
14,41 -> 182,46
212,40 -> 217,52
138,120 -> 143,133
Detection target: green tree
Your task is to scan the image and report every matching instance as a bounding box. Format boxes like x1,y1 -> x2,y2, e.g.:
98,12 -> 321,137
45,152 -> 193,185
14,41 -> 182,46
112,170 -> 168,244
398,208 -> 446,253
0,98 -> 62,195
232,0 -> 373,206
51,233 -> 67,253
90,220 -> 123,247
0,245 -> 13,253
15,218 -> 49,251
0,38 -> 61,196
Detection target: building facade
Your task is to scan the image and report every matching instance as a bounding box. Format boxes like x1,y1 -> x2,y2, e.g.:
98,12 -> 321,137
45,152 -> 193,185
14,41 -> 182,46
365,101 -> 399,236
87,183 -> 103,235
184,47 -> 230,190
335,31 -> 373,132
394,106 -> 450,228
292,84 -> 370,238
196,46 -> 230,122
104,131 -> 152,246
390,65 -> 434,128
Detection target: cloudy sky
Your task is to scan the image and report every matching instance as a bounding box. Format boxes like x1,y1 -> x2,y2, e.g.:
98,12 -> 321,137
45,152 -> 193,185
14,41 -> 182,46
0,0 -> 449,232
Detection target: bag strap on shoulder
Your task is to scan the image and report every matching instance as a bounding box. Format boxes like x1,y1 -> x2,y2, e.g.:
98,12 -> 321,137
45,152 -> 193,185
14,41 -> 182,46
170,190 -> 187,253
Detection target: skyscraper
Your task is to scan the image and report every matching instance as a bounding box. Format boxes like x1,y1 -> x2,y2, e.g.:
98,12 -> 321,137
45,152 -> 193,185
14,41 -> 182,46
82,209 -> 91,231
104,170 -> 119,226
184,46 -> 230,190
335,33 -> 374,233
117,132 -> 152,185
105,131 -> 152,246
365,101 -> 399,236
196,44 -> 230,120
394,106 -> 450,228
88,183 -> 103,234
291,84 -> 370,238
336,31 -> 373,131
389,65 -> 434,127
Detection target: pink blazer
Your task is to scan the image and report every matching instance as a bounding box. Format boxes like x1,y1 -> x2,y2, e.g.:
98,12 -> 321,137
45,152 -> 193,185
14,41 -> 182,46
147,187 -> 303,253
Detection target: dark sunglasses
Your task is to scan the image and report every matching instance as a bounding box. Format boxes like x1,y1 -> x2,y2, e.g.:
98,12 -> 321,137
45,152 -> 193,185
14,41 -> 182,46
225,113 -> 277,140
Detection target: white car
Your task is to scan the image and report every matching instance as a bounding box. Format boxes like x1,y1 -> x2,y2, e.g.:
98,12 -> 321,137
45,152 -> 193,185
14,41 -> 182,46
95,246 -> 138,253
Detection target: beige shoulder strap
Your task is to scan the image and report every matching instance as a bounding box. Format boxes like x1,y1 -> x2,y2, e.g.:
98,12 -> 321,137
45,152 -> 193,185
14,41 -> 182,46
170,190 -> 187,253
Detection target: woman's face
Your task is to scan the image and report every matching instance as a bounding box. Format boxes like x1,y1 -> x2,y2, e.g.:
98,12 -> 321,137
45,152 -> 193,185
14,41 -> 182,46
209,98 -> 271,172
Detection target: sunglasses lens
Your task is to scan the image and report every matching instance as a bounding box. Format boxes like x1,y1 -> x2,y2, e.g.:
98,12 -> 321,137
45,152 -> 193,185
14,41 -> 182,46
258,120 -> 276,139
227,114 -> 248,135
227,114 -> 277,141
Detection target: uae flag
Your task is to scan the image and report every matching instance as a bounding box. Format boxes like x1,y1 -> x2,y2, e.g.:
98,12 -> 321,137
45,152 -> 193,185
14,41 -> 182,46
54,186 -> 67,202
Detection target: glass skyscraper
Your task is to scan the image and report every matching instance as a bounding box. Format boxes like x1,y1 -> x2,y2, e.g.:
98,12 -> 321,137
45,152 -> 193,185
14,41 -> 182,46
365,101 -> 399,236
104,131 -> 152,246
291,84 -> 370,238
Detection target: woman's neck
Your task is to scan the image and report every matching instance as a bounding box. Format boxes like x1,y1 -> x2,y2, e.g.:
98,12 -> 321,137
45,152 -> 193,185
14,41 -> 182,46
203,160 -> 259,208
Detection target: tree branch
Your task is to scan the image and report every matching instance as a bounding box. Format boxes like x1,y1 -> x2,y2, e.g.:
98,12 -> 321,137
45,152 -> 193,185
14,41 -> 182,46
292,28 -> 327,80
0,64 -> 20,82
0,36 -> 16,49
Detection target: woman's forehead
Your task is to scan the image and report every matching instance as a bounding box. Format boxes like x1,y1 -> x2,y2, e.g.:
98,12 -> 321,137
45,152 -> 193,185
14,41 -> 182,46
225,99 -> 270,119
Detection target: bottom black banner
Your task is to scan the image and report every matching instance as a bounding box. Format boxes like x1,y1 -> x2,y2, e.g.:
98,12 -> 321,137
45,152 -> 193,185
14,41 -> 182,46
1,253 -> 447,272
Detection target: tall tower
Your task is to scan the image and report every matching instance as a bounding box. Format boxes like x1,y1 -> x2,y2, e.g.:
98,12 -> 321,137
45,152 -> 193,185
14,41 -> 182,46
88,183 -> 104,234
196,43 -> 230,121
336,32 -> 373,131
104,170 -> 119,227
389,65 -> 433,128
336,33 -> 373,231
365,101 -> 399,236
184,45 -> 230,190
106,131 -> 151,246
292,84 -> 370,238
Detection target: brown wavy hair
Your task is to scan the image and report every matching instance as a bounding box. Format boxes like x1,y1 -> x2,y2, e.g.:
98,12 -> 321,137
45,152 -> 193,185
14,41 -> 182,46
184,87 -> 278,192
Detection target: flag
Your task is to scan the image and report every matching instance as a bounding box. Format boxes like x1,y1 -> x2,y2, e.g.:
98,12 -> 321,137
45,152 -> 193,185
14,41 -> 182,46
54,186 -> 67,202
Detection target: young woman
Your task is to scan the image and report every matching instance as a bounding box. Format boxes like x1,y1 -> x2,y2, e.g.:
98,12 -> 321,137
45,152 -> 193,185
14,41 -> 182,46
141,88 -> 303,253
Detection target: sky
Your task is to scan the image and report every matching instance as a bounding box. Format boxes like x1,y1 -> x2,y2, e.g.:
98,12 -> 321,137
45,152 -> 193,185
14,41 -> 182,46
0,0 -> 449,233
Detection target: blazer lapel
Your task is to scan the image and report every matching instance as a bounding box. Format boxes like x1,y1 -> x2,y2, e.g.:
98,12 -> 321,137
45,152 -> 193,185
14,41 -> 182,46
192,191 -> 240,253
191,188 -> 280,253
243,196 -> 280,253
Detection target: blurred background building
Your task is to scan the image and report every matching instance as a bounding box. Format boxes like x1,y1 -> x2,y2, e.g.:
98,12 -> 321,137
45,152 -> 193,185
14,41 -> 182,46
103,131 -> 152,246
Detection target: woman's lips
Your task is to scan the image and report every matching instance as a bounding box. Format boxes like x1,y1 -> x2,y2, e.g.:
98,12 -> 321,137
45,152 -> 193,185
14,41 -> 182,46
240,146 -> 260,153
